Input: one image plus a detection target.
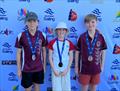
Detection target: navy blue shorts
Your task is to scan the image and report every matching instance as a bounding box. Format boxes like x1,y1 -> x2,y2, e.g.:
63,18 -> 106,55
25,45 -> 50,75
21,70 -> 44,88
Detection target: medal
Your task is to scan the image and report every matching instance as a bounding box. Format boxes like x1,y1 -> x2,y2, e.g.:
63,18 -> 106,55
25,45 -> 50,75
32,54 -> 36,61
25,30 -> 40,61
58,62 -> 63,67
86,31 -> 99,62
56,38 -> 65,68
88,55 -> 93,62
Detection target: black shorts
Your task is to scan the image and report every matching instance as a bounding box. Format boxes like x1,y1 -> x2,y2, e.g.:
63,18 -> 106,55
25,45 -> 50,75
21,70 -> 44,88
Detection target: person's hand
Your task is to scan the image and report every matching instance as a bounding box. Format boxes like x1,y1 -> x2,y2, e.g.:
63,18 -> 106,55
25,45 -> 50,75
53,70 -> 60,77
61,68 -> 69,76
17,70 -> 22,79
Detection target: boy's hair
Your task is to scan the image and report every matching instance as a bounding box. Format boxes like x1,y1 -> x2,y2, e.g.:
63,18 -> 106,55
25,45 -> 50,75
84,14 -> 97,23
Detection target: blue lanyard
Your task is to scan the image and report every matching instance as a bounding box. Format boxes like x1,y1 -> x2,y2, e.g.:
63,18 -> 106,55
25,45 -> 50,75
56,38 -> 65,63
86,31 -> 98,55
25,30 -> 39,55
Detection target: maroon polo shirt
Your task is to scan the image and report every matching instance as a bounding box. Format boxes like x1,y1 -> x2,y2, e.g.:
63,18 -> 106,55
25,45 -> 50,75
15,30 -> 47,72
76,30 -> 107,75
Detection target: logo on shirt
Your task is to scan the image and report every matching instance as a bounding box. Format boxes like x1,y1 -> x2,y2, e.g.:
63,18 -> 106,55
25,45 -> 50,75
0,28 -> 13,36
113,26 -> 120,38
2,42 -> 13,54
0,7 -> 8,21
113,44 -> 120,54
44,8 -> 55,21
111,59 -> 120,70
44,0 -> 53,3
8,72 -> 18,81
17,8 -> 29,21
67,0 -> 79,3
91,8 -> 102,22
96,41 -> 101,47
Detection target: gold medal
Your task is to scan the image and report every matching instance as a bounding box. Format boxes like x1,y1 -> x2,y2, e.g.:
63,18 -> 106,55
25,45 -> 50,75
88,55 -> 93,62
32,54 -> 36,61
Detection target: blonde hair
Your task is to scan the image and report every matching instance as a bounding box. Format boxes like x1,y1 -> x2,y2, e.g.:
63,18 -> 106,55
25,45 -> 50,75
84,14 -> 97,23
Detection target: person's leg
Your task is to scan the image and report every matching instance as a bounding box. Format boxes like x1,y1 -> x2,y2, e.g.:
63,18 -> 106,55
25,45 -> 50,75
32,70 -> 44,91
21,72 -> 33,90
78,74 -> 91,91
25,86 -> 32,91
89,84 -> 97,91
62,70 -> 71,91
33,83 -> 40,91
81,85 -> 89,91
89,73 -> 100,91
52,71 -> 62,91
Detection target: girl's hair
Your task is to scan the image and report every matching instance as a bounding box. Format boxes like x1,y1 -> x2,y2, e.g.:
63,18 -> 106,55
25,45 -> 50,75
84,14 -> 97,23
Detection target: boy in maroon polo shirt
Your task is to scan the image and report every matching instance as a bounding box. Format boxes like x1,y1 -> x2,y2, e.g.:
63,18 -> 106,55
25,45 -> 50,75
15,12 -> 47,91
75,14 -> 107,91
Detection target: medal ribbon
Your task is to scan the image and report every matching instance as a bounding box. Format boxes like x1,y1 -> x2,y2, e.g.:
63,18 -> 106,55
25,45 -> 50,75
86,31 -> 99,56
56,38 -> 65,63
25,30 -> 39,55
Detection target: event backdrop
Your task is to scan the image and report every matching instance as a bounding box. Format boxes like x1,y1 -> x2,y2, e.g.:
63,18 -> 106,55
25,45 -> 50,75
0,0 -> 120,91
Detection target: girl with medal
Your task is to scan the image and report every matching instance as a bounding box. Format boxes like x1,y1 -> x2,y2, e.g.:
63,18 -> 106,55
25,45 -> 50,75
15,12 -> 47,91
75,14 -> 107,91
47,22 -> 75,91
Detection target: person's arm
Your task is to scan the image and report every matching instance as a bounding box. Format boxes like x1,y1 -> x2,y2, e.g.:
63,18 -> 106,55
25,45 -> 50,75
61,50 -> 73,76
16,48 -> 22,79
100,50 -> 106,72
49,49 -> 59,76
75,50 -> 79,76
42,47 -> 46,73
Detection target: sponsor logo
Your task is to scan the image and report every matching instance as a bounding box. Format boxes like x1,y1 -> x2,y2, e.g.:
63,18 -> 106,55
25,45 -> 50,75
19,0 -> 30,2
71,86 -> 78,91
12,85 -> 19,91
113,26 -> 120,38
68,9 -> 77,21
17,8 -> 29,21
0,28 -> 13,36
71,75 -> 77,80
8,72 -> 18,81
90,0 -> 104,4
0,0 -> 4,2
43,27 -> 54,38
44,0 -> 53,3
113,44 -> 120,54
111,59 -> 120,70
107,74 -> 119,84
113,11 -> 120,22
116,0 -> 120,3
2,42 -> 13,54
1,60 -> 16,65
44,8 -> 55,21
92,8 -> 102,22
0,7 -> 8,21
67,0 -> 79,3
111,88 -> 118,91
67,27 -> 78,39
